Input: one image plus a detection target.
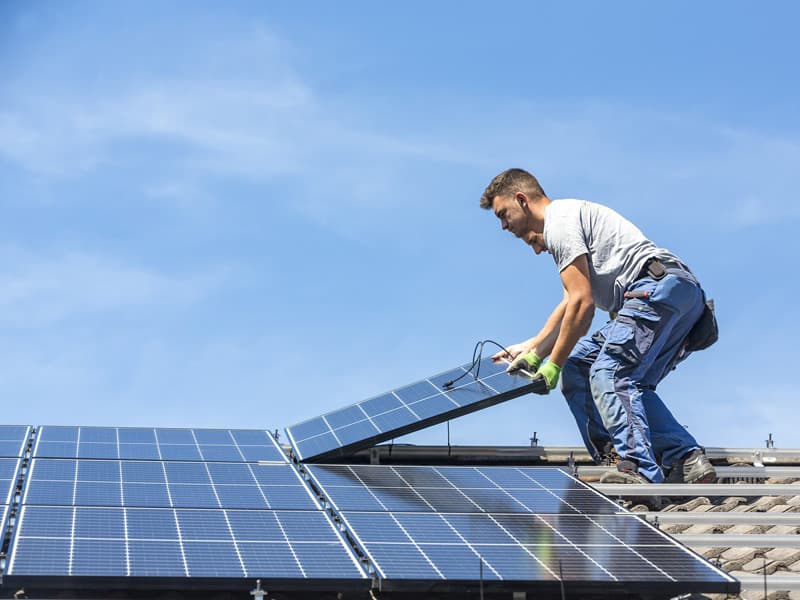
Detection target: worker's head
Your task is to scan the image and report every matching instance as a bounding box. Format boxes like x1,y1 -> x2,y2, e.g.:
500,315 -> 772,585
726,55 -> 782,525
480,168 -> 549,253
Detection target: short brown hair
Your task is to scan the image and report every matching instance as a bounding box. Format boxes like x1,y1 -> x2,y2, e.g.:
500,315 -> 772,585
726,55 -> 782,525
479,168 -> 546,209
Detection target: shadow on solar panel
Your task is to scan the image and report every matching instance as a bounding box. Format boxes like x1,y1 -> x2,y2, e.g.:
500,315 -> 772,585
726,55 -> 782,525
286,357 -> 538,462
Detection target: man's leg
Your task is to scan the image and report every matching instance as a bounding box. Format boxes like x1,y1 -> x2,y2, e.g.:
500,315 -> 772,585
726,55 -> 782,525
561,324 -> 614,463
589,274 -> 706,483
637,272 -> 710,478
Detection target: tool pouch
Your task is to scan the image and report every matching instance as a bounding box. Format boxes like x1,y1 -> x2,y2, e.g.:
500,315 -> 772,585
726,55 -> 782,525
685,298 -> 718,352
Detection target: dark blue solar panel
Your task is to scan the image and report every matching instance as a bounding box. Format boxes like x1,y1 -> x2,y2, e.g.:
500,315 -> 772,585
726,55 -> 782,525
306,465 -> 620,515
0,426 -> 30,457
305,464 -> 738,593
286,357 -> 540,461
0,458 -> 20,504
34,427 -> 286,463
25,459 -> 317,510
8,506 -> 366,581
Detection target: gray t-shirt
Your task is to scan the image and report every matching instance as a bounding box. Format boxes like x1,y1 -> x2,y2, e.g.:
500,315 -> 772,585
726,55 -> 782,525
543,199 -> 684,312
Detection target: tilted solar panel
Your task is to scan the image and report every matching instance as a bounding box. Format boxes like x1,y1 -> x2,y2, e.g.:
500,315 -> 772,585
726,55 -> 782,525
34,426 -> 285,462
286,357 -> 538,462
305,464 -> 739,596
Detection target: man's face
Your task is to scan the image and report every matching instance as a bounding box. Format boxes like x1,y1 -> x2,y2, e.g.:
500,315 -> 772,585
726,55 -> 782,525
492,194 -> 547,254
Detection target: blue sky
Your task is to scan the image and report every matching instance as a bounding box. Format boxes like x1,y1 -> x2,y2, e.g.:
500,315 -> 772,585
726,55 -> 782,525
1,1 -> 798,450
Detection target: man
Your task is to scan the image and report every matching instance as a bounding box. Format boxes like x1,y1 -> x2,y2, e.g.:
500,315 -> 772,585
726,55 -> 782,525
481,168 -> 715,484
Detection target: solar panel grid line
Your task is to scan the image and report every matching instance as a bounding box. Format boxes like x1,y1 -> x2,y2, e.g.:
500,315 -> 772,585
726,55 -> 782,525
471,466 -> 629,570
388,390 -> 423,420
353,402 -> 385,440
122,494 -> 131,577
502,469 -> 678,582
616,512 -> 737,583
394,465 -> 485,515
244,462 -> 273,510
218,507 -> 248,577
426,513 -> 505,580
478,514 -> 559,580
271,507 -> 307,578
170,505 -> 191,576
572,513 -> 674,582
329,465 -> 389,513
437,466 -> 530,514
68,504 -> 77,575
387,513 -> 445,579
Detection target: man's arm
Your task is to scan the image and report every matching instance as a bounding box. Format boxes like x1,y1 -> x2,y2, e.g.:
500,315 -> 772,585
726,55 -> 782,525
548,254 -> 595,367
492,290 -> 567,363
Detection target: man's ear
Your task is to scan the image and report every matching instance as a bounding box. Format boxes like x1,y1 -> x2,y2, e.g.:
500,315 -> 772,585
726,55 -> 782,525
516,192 -> 528,210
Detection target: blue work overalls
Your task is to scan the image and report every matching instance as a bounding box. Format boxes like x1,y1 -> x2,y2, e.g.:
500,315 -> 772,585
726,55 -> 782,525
560,265 -> 706,483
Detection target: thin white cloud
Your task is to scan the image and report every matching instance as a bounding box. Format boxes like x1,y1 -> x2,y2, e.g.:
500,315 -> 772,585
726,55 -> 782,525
0,247 -> 235,327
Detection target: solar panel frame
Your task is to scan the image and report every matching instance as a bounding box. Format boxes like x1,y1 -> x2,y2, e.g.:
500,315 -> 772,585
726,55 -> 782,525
305,464 -> 740,596
286,357 -> 539,462
33,426 -> 286,463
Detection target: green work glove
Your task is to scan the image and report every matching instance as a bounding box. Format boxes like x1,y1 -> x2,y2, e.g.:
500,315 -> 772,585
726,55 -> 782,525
531,360 -> 562,395
506,351 -> 542,376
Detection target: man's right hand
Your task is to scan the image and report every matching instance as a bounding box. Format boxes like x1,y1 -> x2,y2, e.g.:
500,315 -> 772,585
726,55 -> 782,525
491,343 -> 530,364
506,351 -> 542,376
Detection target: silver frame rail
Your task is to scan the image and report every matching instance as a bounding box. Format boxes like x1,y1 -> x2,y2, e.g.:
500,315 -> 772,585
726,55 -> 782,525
594,483 -> 800,496
736,575 -> 800,591
675,534 -> 800,548
636,512 -> 800,525
579,466 -> 800,478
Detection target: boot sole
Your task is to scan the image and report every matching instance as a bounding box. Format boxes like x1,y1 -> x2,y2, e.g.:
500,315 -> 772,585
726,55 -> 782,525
687,470 -> 716,484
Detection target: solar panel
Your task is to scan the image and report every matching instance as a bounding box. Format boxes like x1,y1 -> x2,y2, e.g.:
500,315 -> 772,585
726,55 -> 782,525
34,426 -> 285,462
0,425 -> 31,457
305,464 -> 739,595
286,357 -> 538,462
7,505 -> 367,581
0,458 -> 21,505
4,426 -> 369,593
308,465 -> 619,515
23,459 -> 319,510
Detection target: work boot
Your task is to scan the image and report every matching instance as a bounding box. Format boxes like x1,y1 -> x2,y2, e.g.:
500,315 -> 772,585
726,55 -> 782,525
665,448 -> 716,484
599,460 -> 651,484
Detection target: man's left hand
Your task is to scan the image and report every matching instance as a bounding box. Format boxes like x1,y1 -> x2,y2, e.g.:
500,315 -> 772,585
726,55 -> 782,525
530,361 -> 561,395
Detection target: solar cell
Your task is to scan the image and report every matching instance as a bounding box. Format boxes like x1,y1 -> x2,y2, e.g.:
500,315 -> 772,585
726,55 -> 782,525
7,506 -> 367,581
286,357 -> 539,461
34,427 -> 285,463
24,459 -> 319,510
305,464 -> 739,595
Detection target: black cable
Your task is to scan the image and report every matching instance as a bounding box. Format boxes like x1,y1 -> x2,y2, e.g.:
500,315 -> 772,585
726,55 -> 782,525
441,339 -> 512,389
